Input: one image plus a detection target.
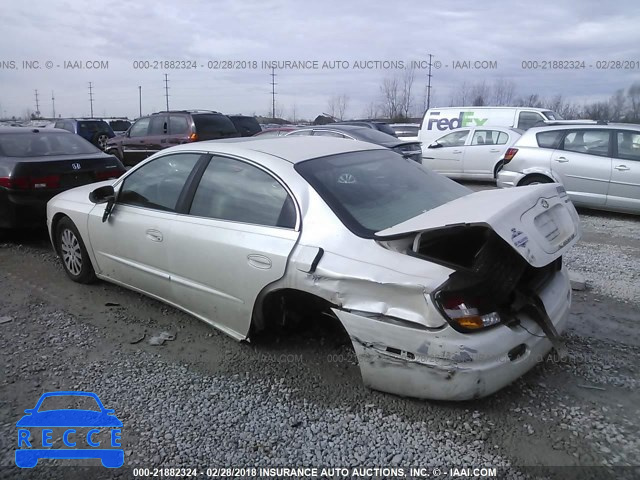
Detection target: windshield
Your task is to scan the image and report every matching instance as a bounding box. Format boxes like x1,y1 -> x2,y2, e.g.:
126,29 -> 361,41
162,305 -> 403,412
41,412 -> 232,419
193,114 -> 238,136
295,150 -> 470,237
109,120 -> 131,131
349,127 -> 399,144
0,132 -> 101,157
37,395 -> 101,412
542,111 -> 563,121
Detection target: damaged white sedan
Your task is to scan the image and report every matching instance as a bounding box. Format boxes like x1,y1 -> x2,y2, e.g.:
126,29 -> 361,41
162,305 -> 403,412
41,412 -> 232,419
46,137 -> 581,400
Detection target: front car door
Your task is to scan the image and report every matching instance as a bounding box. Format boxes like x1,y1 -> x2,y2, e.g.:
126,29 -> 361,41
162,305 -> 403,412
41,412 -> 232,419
87,153 -> 203,300
551,129 -> 612,207
121,117 -> 151,165
423,129 -> 470,175
606,130 -> 640,213
462,129 -> 513,179
168,154 -> 300,339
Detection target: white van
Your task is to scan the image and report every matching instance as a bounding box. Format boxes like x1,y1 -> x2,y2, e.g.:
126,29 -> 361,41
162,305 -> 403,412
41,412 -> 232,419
418,107 -> 566,150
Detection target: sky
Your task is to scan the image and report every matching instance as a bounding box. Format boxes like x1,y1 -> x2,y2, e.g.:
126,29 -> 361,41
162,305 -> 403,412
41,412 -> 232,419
1,0 -> 639,120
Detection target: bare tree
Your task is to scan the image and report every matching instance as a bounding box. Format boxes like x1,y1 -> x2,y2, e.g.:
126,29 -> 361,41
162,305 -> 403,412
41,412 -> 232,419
628,82 -> 640,122
491,79 -> 516,105
608,89 -> 626,121
584,101 -> 611,121
400,68 -> 416,118
449,81 -> 471,106
363,100 -> 379,119
470,81 -> 489,106
336,94 -> 349,120
380,77 -> 400,119
327,96 -> 337,119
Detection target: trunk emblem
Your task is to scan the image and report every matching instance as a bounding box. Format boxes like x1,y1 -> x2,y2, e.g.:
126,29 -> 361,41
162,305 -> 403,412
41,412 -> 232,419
71,163 -> 81,170
511,228 -> 529,248
541,199 -> 549,209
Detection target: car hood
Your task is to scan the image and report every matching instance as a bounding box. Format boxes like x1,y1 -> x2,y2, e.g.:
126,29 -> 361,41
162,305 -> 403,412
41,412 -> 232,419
376,183 -> 581,269
16,410 -> 123,427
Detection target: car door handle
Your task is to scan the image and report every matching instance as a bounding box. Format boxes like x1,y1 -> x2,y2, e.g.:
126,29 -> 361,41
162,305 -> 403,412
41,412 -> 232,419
145,229 -> 163,242
555,157 -> 569,163
489,149 -> 501,153
247,254 -> 272,269
614,165 -> 630,171
452,150 -> 462,154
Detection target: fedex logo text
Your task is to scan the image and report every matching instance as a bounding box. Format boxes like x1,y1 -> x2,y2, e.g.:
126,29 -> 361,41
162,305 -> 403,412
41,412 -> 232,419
427,111 -> 488,130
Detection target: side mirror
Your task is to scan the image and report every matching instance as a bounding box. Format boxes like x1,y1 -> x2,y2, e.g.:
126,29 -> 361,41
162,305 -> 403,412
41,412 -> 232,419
89,185 -> 115,204
428,142 -> 443,149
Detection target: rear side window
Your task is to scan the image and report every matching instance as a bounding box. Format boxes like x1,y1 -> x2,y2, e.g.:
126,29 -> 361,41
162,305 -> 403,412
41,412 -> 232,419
230,116 -> 261,136
148,115 -> 168,135
169,115 -> 190,135
193,114 -> 238,136
536,131 -> 564,149
118,153 -> 201,211
616,131 -> 640,161
189,156 -> 295,228
562,130 -> 611,157
472,130 -> 507,145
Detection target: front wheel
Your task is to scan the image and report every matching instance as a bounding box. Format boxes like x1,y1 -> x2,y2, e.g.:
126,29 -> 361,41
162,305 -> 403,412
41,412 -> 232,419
519,175 -> 553,186
56,217 -> 96,283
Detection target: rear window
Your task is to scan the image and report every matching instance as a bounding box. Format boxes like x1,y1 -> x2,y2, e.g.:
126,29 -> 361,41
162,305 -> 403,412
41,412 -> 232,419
109,120 -> 131,131
78,121 -> 113,134
0,132 -> 100,157
542,111 -> 563,121
392,126 -> 420,137
536,130 -> 564,149
374,123 -> 398,137
350,127 -> 399,144
229,116 -> 262,136
193,114 -> 238,136
295,150 -> 470,237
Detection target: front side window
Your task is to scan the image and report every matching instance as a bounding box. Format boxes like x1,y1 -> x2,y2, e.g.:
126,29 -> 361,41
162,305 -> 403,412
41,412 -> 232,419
118,153 -> 202,211
517,112 -> 544,130
129,117 -> 150,137
295,150 -> 470,237
562,130 -> 611,157
435,130 -> 469,147
616,131 -> 640,161
189,156 -> 295,228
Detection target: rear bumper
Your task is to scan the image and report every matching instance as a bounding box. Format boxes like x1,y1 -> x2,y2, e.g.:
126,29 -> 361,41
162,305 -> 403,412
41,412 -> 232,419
334,268 -> 571,401
496,169 -> 525,188
0,188 -> 58,229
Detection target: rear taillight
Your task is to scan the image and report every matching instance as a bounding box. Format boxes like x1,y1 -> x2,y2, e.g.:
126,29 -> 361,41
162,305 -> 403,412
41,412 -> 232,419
437,294 -> 501,332
503,148 -> 518,165
94,169 -> 125,181
188,133 -> 198,141
0,175 -> 60,189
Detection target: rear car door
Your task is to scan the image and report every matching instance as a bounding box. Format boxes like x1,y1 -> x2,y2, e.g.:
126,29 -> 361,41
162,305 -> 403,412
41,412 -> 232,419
422,129 -> 470,175
87,153 -> 203,300
551,129 -> 612,207
168,155 -> 300,339
120,117 -> 151,165
462,129 -> 512,178
145,114 -> 168,155
166,114 -> 191,146
606,130 -> 640,212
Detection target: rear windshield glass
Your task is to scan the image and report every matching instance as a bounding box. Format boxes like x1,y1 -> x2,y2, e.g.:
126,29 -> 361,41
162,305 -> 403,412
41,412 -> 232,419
393,126 -> 420,136
349,127 -> 399,144
193,114 -> 238,135
109,120 -> 131,131
230,116 -> 261,134
295,150 -> 470,237
542,111 -> 563,121
0,132 -> 100,157
375,123 -> 398,136
78,121 -> 114,134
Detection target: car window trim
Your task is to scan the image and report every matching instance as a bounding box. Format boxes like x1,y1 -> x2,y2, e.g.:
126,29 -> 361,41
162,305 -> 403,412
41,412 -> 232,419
178,152 -> 301,231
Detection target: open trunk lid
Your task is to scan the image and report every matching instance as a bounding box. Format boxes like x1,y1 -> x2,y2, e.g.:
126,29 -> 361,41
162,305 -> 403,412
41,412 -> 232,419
376,183 -> 581,269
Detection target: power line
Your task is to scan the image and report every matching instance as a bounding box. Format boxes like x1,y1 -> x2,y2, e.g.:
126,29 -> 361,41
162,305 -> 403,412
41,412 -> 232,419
88,82 -> 94,118
270,67 -> 277,119
164,74 -> 170,111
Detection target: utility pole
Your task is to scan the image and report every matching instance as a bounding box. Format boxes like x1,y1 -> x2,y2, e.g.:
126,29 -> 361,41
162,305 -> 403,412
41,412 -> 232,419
138,86 -> 142,117
164,74 -> 170,111
34,89 -> 40,118
426,54 -> 433,111
52,91 -> 56,119
270,67 -> 277,120
88,82 -> 94,118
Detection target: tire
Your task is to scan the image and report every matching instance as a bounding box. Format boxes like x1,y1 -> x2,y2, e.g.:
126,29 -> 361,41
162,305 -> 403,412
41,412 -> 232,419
493,161 -> 504,179
93,132 -> 110,150
519,174 -> 553,186
56,217 -> 96,283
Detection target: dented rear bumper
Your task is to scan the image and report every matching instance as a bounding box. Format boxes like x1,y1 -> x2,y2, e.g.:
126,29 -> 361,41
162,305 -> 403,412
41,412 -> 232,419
333,268 -> 571,401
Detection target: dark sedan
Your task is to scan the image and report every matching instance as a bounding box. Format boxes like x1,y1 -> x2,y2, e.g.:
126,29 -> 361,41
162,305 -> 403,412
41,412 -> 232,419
285,125 -> 422,163
0,127 -> 125,229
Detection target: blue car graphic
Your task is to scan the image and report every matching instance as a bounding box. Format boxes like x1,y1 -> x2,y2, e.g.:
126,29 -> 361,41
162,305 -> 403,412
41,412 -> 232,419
16,391 -> 124,468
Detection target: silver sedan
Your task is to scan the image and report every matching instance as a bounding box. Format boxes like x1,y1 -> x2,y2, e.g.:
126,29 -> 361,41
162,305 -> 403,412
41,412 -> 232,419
47,137 -> 580,400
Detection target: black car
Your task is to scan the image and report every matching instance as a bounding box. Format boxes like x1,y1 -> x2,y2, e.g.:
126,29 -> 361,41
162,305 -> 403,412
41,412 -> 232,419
228,115 -> 262,137
0,128 -> 125,229
285,125 -> 422,163
333,120 -> 398,137
105,110 -> 239,166
53,118 -> 116,150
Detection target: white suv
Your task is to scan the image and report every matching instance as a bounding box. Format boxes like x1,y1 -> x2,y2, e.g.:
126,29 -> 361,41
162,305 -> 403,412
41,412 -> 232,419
497,124 -> 640,215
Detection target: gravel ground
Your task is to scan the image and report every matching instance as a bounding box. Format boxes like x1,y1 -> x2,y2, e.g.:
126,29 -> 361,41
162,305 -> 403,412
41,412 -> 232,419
0,199 -> 639,480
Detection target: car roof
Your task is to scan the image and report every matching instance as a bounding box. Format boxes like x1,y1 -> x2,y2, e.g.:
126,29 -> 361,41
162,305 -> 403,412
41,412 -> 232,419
164,136 -> 386,164
300,124 -> 369,132
0,126 -> 71,134
526,123 -> 640,133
